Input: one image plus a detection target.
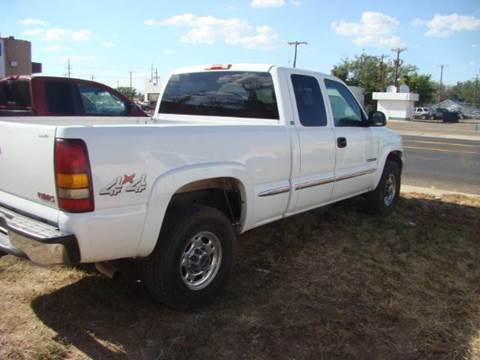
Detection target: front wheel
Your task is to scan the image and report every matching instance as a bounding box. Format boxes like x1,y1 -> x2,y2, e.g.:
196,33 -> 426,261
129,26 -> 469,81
142,205 -> 236,310
365,161 -> 401,215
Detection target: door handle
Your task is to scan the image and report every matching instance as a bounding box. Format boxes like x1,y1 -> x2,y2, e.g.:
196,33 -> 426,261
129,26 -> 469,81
337,137 -> 347,148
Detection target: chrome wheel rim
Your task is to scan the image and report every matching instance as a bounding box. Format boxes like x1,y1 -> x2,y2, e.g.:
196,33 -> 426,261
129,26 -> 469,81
384,173 -> 396,207
179,231 -> 222,291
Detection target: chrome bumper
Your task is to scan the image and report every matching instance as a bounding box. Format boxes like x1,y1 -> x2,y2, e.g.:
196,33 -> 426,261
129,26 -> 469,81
0,205 -> 79,265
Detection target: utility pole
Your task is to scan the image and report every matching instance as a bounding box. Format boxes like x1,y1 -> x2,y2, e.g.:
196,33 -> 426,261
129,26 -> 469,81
474,71 -> 479,106
438,64 -> 446,103
379,54 -> 387,91
90,75 -> 95,81
287,41 -> 308,68
129,71 -> 133,99
66,58 -> 71,78
391,47 -> 406,90
155,68 -> 159,85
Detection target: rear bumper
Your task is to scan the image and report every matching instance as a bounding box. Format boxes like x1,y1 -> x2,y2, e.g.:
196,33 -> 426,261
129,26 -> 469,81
0,204 -> 80,265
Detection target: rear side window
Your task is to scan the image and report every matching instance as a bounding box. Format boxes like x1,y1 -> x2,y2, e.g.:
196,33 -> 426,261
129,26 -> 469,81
45,81 -> 77,115
159,71 -> 279,120
78,85 -> 126,115
0,80 -> 31,107
291,74 -> 327,126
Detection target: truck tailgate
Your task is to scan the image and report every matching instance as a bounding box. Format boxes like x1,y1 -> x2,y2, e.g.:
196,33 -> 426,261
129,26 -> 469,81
0,120 -> 58,208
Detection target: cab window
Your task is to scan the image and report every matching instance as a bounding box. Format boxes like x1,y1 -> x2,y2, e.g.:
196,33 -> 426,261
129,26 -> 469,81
159,71 -> 279,120
291,74 -> 327,126
45,81 -> 78,115
324,79 -> 365,127
78,85 -> 127,115
0,80 -> 31,108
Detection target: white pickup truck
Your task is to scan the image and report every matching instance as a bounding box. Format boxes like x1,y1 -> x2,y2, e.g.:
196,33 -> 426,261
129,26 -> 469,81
0,64 -> 403,309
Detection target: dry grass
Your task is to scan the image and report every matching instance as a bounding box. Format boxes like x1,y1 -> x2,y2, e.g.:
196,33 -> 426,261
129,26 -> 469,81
1,193 -> 480,359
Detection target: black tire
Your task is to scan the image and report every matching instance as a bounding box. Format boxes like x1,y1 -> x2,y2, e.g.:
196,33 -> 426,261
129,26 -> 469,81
365,161 -> 401,216
142,205 -> 236,310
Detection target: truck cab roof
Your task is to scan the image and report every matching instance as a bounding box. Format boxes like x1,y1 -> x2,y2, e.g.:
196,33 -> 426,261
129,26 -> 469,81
170,63 -> 331,78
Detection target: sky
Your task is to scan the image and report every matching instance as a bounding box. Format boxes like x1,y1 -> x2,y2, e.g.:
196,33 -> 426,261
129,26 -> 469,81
1,0 -> 479,91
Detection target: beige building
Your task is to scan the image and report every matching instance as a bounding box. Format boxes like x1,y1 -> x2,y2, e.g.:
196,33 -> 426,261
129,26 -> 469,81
0,36 -> 41,78
144,78 -> 162,103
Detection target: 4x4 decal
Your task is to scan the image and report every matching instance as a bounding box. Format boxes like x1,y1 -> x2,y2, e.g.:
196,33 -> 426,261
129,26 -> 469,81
99,173 -> 147,196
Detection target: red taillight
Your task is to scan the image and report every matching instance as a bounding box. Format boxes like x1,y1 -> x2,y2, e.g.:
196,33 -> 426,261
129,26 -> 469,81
54,139 -> 94,212
206,64 -> 232,70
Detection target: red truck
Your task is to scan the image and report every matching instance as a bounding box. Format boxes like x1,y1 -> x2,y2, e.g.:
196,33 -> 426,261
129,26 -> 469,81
0,75 -> 147,117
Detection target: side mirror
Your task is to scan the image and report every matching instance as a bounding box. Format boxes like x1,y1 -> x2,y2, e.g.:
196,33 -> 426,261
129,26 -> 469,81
368,111 -> 387,127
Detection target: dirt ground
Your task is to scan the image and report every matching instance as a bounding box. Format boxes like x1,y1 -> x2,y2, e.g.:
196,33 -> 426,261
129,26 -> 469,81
1,192 -> 479,360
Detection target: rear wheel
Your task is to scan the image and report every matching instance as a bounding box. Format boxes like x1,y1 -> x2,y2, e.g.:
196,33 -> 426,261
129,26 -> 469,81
365,160 -> 401,215
142,205 -> 236,310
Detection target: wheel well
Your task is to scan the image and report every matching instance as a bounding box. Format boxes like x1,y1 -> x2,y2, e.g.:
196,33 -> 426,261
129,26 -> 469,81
166,178 -> 244,226
386,151 -> 403,171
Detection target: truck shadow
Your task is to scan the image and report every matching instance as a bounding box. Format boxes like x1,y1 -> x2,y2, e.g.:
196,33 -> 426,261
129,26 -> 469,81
31,195 -> 480,360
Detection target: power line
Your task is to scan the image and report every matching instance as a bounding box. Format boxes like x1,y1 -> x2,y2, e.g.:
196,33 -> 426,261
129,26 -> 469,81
287,41 -> 308,68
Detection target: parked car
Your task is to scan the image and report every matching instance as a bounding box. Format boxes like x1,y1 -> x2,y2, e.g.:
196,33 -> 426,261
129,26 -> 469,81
0,64 -> 403,309
0,75 -> 148,117
414,107 -> 432,119
433,108 -> 460,123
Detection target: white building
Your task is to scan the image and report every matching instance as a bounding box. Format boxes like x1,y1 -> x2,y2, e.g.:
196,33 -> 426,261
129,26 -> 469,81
372,85 -> 419,120
144,78 -> 162,103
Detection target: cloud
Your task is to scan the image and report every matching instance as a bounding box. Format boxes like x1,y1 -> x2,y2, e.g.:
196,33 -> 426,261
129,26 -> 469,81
290,0 -> 301,5
331,11 -> 405,48
146,13 -> 282,50
235,25 -> 280,50
71,29 -> 92,42
412,13 -> 480,37
162,48 -> 175,54
250,0 -> 285,8
43,28 -> 71,41
144,19 -> 159,26
20,27 -> 92,42
473,43 -> 478,48
42,45 -> 64,52
18,18 -> 46,26
101,41 -> 116,48
21,28 -> 45,37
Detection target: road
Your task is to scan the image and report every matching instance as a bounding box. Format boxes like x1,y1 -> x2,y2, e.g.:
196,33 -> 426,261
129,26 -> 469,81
402,135 -> 480,195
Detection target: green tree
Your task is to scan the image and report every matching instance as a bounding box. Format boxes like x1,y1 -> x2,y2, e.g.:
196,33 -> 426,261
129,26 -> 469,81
116,86 -> 137,100
331,54 -> 436,106
331,54 -> 390,105
401,74 -> 437,105
447,79 -> 480,104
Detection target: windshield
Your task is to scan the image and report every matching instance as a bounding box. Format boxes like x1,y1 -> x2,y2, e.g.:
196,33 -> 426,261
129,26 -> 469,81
159,71 -> 279,120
